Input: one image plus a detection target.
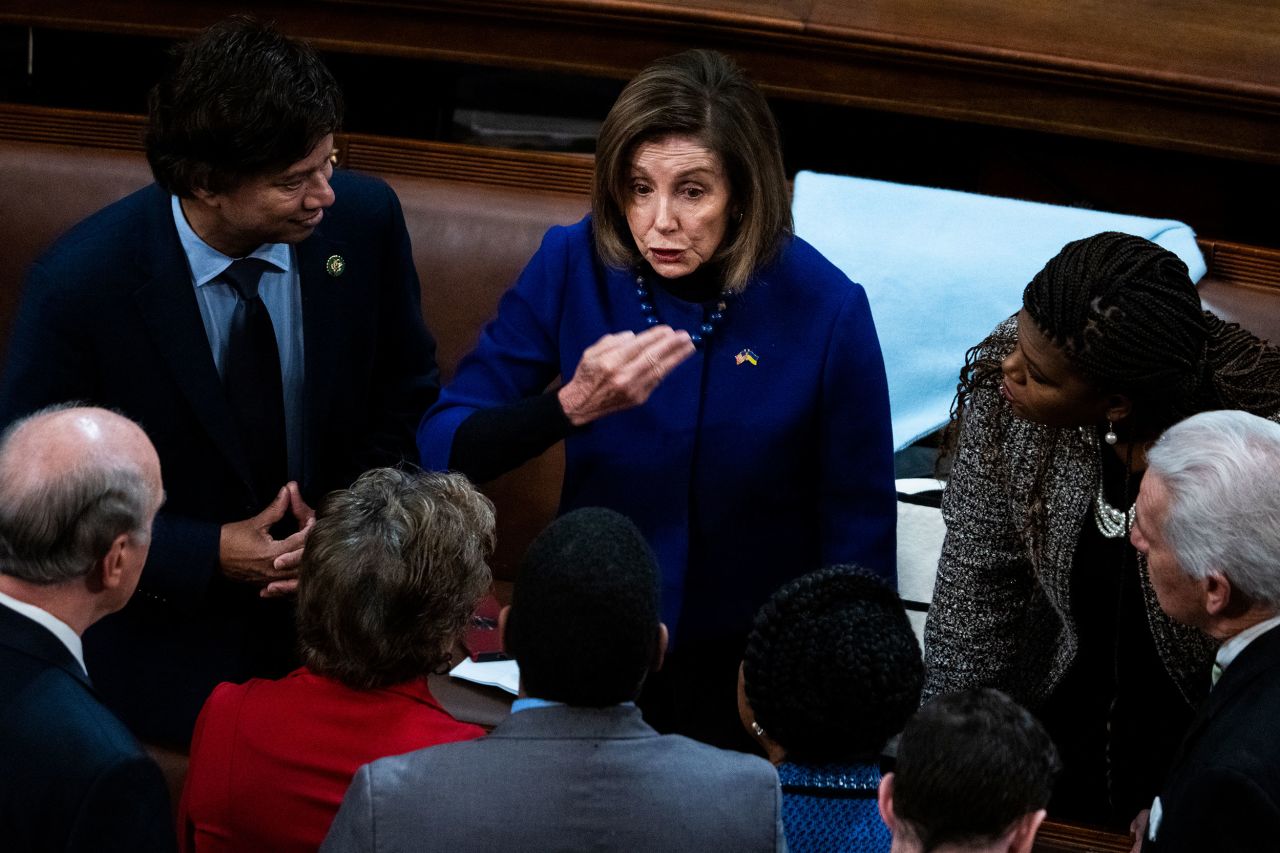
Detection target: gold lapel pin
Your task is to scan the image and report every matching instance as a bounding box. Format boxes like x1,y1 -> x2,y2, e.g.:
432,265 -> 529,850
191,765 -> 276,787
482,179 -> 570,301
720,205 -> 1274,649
735,348 -> 759,366
325,254 -> 345,277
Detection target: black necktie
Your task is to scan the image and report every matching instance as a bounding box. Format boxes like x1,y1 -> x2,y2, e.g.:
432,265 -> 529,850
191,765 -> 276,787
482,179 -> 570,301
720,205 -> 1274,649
221,257 -> 287,501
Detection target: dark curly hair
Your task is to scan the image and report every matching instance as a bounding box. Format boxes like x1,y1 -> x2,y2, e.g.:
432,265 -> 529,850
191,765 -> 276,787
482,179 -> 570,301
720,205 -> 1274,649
948,232 -> 1280,446
504,507 -> 662,706
940,232 -> 1280,557
297,468 -> 494,690
893,689 -> 1061,852
146,15 -> 342,196
742,565 -> 923,763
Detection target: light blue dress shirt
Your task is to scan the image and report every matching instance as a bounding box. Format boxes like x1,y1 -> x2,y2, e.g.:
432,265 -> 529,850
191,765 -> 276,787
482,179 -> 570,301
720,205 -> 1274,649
510,698 -> 636,713
510,697 -> 563,714
171,195 -> 306,483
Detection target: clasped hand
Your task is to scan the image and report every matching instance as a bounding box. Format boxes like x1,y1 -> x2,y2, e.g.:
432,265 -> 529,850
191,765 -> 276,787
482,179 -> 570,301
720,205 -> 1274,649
558,326 -> 696,426
219,482 -> 315,598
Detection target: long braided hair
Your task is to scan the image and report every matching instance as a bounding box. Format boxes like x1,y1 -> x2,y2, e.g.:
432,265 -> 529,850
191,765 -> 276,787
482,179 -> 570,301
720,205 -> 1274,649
942,231 -> 1280,553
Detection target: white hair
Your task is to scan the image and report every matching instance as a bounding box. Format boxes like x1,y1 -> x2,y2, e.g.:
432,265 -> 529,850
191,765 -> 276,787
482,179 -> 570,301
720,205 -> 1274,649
1147,410 -> 1280,608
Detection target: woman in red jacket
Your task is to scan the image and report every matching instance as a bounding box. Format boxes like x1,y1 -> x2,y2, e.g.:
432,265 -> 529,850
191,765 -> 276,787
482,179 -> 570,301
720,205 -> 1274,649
179,468 -> 494,853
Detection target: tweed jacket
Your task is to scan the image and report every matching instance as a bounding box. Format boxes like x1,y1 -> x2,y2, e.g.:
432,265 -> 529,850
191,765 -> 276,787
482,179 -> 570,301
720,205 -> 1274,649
922,317 -> 1215,709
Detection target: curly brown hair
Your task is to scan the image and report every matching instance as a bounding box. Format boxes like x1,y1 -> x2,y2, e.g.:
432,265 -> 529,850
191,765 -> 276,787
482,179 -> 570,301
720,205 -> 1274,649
296,468 -> 494,690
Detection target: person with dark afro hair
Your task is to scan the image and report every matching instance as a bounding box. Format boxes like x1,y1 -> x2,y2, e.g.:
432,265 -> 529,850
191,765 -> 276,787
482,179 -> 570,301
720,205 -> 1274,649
739,565 -> 924,852
924,231 -> 1280,829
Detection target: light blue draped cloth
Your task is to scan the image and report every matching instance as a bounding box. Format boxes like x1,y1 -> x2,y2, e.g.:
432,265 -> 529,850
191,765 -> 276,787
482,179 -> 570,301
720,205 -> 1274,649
792,171 -> 1206,450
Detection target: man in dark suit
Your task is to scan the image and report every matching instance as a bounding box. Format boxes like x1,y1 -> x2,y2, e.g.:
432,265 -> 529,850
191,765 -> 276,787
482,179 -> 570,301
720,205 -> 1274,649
0,405 -> 174,852
1129,410 -> 1280,852
323,507 -> 785,852
0,17 -> 438,747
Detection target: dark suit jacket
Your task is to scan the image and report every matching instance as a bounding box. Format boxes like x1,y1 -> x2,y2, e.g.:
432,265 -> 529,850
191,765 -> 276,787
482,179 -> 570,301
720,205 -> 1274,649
0,604 -> 176,853
1144,622 -> 1280,852
322,704 -> 786,852
0,172 -> 439,746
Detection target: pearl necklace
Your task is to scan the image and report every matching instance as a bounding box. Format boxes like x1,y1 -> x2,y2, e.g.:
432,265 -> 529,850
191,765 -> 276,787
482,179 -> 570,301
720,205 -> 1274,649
1080,426 -> 1135,538
634,273 -> 730,348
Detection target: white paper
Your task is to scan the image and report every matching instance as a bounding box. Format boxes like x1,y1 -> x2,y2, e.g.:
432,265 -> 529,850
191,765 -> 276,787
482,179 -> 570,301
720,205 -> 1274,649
450,657 -> 520,695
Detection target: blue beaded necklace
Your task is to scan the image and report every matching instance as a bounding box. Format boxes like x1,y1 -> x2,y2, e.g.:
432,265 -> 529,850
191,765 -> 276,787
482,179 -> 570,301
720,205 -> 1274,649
634,271 -> 731,347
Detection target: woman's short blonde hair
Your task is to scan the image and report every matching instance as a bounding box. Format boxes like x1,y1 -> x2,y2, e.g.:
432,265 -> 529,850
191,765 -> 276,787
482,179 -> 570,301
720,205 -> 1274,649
592,49 -> 792,292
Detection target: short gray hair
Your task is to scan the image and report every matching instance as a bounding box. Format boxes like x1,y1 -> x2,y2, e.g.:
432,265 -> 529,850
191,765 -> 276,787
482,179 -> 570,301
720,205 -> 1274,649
0,405 -> 157,585
1147,410 -> 1280,608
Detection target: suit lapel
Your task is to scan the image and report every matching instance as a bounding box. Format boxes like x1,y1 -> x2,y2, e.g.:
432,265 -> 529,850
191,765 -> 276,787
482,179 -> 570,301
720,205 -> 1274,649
0,604 -> 92,691
1168,623 -> 1280,772
296,227 -> 349,493
131,187 -> 254,494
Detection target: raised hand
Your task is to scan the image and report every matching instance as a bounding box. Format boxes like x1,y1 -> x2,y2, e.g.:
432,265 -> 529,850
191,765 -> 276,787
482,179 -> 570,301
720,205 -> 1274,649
557,325 -> 696,426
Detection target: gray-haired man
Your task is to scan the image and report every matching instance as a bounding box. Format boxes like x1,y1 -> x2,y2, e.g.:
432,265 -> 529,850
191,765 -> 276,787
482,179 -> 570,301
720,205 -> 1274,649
1131,409 -> 1280,852
0,405 -> 174,852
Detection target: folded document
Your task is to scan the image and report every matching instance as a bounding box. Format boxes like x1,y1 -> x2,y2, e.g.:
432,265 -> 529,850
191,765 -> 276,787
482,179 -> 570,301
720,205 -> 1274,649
450,657 -> 520,696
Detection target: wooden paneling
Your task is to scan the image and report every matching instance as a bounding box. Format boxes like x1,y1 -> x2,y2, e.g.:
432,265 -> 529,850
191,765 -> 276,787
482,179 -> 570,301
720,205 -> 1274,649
0,103 -> 595,198
341,132 -> 592,196
3,0 -> 1280,163
1034,820 -> 1132,853
5,102 -> 1280,300
1198,239 -> 1280,295
0,103 -> 145,150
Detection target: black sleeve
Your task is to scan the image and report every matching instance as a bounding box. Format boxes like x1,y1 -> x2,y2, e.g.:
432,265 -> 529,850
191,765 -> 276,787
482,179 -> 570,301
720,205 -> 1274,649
448,389 -> 574,483
68,756 -> 177,853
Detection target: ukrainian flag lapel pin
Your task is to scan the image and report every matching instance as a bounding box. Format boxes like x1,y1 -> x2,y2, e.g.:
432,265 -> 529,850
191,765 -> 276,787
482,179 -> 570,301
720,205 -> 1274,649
734,348 -> 758,366
325,254 -> 345,277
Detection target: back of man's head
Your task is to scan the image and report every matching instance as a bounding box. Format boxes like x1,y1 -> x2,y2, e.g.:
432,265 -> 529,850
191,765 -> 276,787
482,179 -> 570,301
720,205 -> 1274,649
882,689 -> 1060,853
146,14 -> 343,196
0,405 -> 161,594
504,507 -> 661,706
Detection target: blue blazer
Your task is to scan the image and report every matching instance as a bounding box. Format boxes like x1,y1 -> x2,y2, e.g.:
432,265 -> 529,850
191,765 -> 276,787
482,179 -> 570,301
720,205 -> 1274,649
0,172 -> 439,745
421,217 -> 895,643
0,604 -> 176,852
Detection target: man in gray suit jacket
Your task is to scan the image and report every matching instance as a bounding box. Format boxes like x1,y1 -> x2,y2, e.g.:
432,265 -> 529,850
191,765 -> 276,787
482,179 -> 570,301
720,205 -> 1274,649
323,507 -> 785,852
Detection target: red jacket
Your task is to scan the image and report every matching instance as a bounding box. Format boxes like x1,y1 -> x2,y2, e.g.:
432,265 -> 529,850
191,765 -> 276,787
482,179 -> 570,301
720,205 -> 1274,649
179,667 -> 482,852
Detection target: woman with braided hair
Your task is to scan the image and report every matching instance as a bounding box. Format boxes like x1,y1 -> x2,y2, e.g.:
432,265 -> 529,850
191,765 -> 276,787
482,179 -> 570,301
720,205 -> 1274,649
923,231 -> 1280,828
738,565 -> 924,852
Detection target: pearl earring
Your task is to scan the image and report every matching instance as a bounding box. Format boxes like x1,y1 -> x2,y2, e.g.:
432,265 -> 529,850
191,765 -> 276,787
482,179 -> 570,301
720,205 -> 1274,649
1104,420 -> 1118,446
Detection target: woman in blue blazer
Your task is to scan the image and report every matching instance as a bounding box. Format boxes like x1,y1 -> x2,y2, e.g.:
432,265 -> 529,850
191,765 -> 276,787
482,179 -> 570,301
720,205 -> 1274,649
419,49 -> 895,747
